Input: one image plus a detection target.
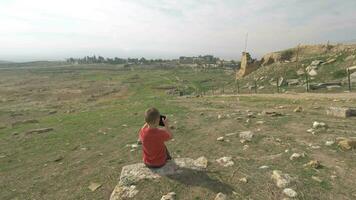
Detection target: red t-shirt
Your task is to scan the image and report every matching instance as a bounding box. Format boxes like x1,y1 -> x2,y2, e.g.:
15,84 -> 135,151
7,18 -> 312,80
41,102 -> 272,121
139,127 -> 171,166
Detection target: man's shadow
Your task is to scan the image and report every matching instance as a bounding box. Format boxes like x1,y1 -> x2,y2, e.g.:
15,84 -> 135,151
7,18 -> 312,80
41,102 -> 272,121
163,167 -> 234,195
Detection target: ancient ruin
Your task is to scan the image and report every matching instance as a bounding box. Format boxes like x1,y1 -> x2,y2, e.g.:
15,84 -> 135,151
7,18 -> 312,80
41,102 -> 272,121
236,52 -> 259,78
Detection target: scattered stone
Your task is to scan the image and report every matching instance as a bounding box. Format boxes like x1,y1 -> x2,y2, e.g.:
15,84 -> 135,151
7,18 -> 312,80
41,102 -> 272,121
311,60 -> 322,66
287,79 -> 299,86
239,177 -> 248,183
312,121 -> 327,129
308,69 -> 318,76
161,192 -> 176,200
217,114 -> 223,119
325,140 -> 335,146
304,160 -> 321,169
217,137 -> 224,141
344,55 -> 355,61
326,107 -> 356,118
259,165 -> 269,169
289,153 -> 305,161
88,182 -> 102,192
122,124 -> 128,127
312,176 -> 322,183
214,192 -> 227,200
323,58 -> 336,65
296,68 -> 305,76
271,170 -> 292,188
293,106 -> 303,113
225,133 -> 237,137
239,131 -> 254,142
306,128 -> 315,134
25,128 -> 54,135
131,144 -> 138,149
216,156 -> 234,167
283,188 -> 297,198
256,120 -> 265,125
338,139 -> 356,151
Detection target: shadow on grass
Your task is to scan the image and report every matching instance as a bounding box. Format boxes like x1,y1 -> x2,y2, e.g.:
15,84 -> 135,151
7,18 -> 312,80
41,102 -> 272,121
165,167 -> 234,195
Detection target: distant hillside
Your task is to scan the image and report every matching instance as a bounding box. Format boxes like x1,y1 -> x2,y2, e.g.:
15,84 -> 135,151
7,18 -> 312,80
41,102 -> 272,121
0,60 -> 12,64
239,43 -> 356,88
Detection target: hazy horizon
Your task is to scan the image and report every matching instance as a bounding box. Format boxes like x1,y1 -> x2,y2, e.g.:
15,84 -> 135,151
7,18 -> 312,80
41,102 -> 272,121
1,0 -> 356,62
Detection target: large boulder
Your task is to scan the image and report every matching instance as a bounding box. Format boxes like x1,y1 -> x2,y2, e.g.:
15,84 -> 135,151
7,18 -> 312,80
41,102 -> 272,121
327,107 -> 356,118
110,157 -> 208,200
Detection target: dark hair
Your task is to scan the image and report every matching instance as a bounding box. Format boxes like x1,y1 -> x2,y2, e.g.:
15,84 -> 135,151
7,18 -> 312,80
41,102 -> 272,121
145,107 -> 160,125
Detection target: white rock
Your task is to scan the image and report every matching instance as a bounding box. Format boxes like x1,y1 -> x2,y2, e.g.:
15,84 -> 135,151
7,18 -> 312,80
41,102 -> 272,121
239,131 -> 254,141
218,115 -> 223,119
289,153 -> 304,161
131,144 -> 138,148
325,141 -> 335,146
225,133 -> 237,137
308,69 -> 318,76
312,121 -> 326,129
271,170 -> 292,188
214,192 -> 227,200
217,137 -> 224,141
283,188 -> 297,198
161,192 -> 176,200
216,156 -> 234,167
259,165 -> 269,169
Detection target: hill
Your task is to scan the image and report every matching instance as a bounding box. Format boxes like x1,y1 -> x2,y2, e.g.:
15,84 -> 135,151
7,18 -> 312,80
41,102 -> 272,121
238,43 -> 356,92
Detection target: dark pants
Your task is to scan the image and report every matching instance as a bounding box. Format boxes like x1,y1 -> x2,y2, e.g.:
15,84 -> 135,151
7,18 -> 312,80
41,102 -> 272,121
145,146 -> 172,169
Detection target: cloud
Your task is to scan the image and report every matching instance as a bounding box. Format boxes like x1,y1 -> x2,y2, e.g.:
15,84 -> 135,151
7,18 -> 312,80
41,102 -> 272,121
0,0 -> 355,61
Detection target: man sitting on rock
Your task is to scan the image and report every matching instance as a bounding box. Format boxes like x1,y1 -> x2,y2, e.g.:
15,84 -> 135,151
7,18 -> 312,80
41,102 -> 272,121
138,107 -> 172,168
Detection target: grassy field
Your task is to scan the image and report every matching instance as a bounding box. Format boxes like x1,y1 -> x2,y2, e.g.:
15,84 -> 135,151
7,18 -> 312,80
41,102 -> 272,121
1,63 -> 356,199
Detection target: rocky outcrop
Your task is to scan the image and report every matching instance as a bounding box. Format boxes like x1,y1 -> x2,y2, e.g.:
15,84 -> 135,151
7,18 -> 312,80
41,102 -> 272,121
110,157 -> 208,200
236,52 -> 259,78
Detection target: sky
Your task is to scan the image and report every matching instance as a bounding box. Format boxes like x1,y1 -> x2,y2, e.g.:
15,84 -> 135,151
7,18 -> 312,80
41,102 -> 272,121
0,0 -> 356,61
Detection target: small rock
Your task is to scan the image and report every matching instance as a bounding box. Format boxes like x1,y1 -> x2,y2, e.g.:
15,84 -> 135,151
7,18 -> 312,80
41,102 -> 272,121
214,192 -> 227,200
311,176 -> 322,183
293,106 -> 303,113
48,110 -> 57,115
325,140 -> 335,146
271,170 -> 292,188
256,120 -> 265,125
122,124 -> 128,127
312,121 -> 327,129
216,156 -> 234,167
161,192 -> 176,200
283,188 -> 297,198
338,139 -> 356,151
239,131 -> 254,141
131,144 -> 138,149
289,153 -> 305,161
217,137 -> 224,141
304,160 -> 321,169
88,182 -> 102,191
239,177 -> 248,183
218,115 -> 223,119
225,133 -> 237,137
259,165 -> 269,169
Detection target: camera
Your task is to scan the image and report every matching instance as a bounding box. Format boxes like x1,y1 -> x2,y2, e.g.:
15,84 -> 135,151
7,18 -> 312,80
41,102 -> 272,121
159,115 -> 166,126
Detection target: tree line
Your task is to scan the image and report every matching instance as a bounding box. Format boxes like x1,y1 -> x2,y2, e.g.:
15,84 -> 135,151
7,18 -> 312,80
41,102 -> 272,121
66,56 -> 169,65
